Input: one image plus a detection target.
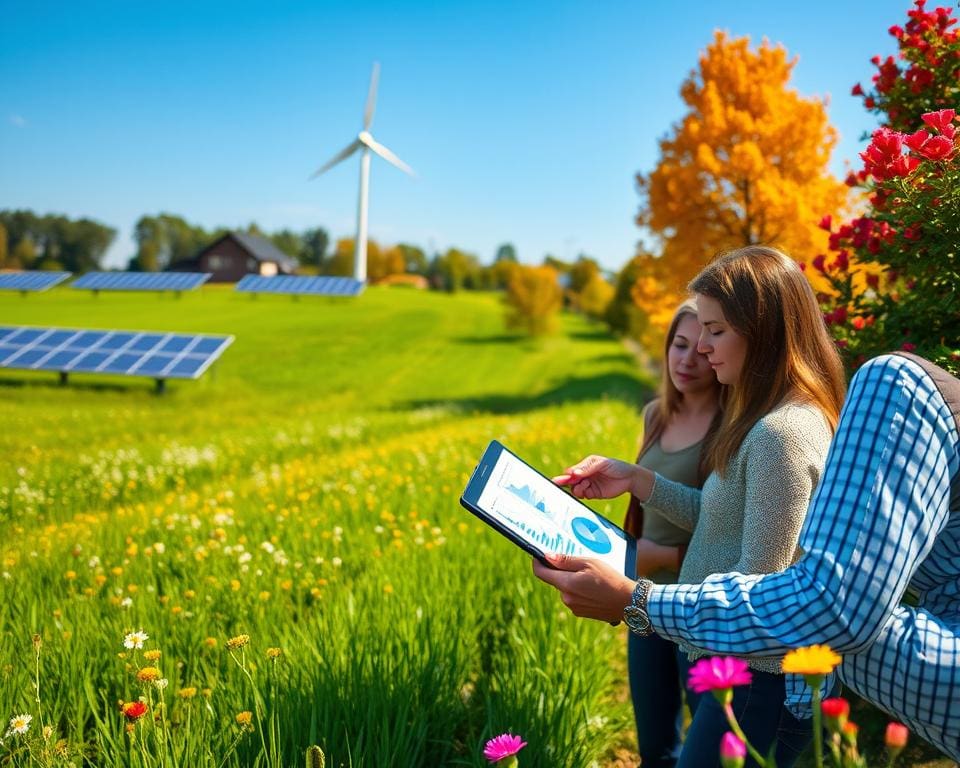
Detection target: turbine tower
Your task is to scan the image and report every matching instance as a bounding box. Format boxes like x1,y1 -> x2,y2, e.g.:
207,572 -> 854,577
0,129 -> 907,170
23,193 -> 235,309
310,63 -> 414,283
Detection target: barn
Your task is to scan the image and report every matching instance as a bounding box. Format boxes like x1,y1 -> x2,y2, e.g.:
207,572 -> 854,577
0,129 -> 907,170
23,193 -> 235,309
168,231 -> 299,283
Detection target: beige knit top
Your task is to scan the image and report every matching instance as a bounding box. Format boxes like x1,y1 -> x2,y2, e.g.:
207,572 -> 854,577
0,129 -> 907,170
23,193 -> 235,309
643,400 -> 833,673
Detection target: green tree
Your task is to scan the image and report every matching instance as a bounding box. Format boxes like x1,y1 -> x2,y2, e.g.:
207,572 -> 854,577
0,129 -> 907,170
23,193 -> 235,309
270,229 -> 304,260
0,209 -> 114,272
495,243 -> 518,263
10,236 -> 37,269
0,222 -> 8,268
432,248 -> 481,292
398,243 -> 428,275
301,227 -> 330,268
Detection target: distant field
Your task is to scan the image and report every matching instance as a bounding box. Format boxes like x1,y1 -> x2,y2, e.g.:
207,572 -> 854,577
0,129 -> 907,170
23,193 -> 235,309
0,286 -> 651,767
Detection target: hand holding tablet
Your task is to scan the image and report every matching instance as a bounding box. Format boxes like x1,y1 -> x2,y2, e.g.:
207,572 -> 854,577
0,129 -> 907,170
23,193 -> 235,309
460,440 -> 637,577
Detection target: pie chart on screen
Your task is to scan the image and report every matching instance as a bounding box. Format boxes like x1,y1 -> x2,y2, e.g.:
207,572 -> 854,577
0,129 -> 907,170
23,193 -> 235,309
570,516 -> 612,554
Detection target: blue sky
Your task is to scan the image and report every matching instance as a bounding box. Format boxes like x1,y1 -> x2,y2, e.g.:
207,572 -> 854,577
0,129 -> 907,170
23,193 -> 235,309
1,0 -> 911,271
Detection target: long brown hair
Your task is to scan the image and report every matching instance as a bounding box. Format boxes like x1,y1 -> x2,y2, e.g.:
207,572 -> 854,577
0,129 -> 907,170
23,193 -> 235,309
690,245 -> 846,476
639,299 -> 723,484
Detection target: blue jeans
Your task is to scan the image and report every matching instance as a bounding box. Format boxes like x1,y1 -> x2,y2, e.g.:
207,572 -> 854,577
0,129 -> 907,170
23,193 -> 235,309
628,633 -> 684,768
677,652 -> 813,768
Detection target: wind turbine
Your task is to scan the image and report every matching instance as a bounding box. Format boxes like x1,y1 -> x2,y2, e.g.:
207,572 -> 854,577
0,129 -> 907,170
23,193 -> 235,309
310,63 -> 415,283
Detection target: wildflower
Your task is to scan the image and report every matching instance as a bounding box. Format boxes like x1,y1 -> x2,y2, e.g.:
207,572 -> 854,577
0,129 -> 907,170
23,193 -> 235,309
782,645 -> 842,678
154,678 -> 169,690
306,745 -> 326,768
122,701 -> 148,721
123,630 -> 148,650
719,732 -> 746,768
821,697 -> 850,731
687,657 -> 752,705
203,637 -> 218,648
120,597 -> 133,609
143,650 -> 161,662
7,714 -> 32,736
226,634 -> 250,650
178,687 -> 197,699
136,667 -> 161,682
483,733 -> 527,764
886,722 -> 909,759
266,647 -> 282,659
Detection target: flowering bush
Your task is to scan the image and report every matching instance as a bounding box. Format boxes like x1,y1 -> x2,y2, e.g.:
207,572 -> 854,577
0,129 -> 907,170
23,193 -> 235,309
817,1 -> 960,375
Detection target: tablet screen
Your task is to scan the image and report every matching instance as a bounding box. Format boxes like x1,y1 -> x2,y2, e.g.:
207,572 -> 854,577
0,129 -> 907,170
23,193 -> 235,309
475,446 -> 629,570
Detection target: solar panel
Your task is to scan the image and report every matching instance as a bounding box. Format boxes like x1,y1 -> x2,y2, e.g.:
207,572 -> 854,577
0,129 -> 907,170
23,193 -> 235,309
71,272 -> 212,292
0,271 -> 72,292
235,275 -> 364,296
0,326 -> 234,386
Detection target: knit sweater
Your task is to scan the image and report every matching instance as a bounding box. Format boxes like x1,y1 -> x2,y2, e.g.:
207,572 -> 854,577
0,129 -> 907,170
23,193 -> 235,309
644,400 -> 832,673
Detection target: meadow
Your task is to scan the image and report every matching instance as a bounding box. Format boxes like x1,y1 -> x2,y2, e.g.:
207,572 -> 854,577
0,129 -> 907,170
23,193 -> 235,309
0,285 -> 651,767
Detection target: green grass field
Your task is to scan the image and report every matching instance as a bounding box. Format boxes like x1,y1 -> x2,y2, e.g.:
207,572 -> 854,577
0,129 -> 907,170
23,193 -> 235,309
1,286 -> 949,768
0,286 -> 652,767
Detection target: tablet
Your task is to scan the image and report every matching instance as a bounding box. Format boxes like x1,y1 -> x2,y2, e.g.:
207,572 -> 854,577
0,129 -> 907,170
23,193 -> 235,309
460,440 -> 636,576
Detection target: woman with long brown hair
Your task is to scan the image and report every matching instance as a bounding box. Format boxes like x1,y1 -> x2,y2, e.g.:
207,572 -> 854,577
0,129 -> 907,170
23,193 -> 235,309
625,299 -> 722,768
535,246 -> 847,768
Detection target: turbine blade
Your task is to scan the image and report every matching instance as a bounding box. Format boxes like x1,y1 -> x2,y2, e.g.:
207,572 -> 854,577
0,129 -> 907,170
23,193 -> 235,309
364,136 -> 415,177
309,139 -> 362,179
363,62 -> 380,131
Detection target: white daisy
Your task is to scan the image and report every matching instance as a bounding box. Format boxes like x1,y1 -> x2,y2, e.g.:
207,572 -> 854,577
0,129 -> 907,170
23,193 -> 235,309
123,630 -> 148,649
8,714 -> 31,735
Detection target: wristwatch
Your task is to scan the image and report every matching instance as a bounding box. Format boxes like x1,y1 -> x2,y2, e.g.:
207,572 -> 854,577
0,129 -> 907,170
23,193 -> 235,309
623,578 -> 654,637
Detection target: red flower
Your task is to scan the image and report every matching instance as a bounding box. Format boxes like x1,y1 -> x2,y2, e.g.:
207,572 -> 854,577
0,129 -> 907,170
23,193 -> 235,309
851,83 -> 864,96
851,317 -> 866,331
902,342 -> 917,352
866,273 -> 880,290
812,254 -> 827,273
921,109 -> 956,137
822,697 -> 851,732
885,722 -> 909,750
903,226 -> 921,240
833,306 -> 848,325
865,97 -> 876,109
917,135 -> 956,160
889,24 -> 905,38
904,129 -> 932,152
818,214 -> 833,231
122,701 -> 148,720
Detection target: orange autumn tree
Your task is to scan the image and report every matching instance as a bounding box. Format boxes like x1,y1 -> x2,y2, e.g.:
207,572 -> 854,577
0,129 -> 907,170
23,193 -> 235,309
634,31 -> 850,350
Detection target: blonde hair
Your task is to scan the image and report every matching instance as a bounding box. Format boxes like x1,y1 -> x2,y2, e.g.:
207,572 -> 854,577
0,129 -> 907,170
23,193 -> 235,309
690,246 -> 846,475
640,298 -> 723,483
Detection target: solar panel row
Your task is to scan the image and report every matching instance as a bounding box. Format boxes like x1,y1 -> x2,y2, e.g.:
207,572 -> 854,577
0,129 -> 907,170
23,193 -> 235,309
0,326 -> 233,380
0,271 -> 72,292
235,275 -> 364,296
71,272 -> 212,292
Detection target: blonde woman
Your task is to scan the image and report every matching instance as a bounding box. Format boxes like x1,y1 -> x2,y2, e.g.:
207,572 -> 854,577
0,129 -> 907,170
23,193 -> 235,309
625,299 -> 722,768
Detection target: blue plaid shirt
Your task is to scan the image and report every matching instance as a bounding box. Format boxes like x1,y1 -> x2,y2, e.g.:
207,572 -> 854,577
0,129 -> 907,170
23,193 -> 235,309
648,354 -> 960,761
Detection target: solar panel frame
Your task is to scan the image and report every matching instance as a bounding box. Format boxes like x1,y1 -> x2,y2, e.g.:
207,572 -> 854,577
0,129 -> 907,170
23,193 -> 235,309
71,272 -> 212,292
0,325 -> 234,381
0,271 -> 72,292
234,274 -> 364,296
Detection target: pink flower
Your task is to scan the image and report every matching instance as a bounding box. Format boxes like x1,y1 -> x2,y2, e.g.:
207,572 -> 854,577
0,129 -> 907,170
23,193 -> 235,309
688,657 -> 752,694
720,732 -> 746,768
483,733 -> 527,763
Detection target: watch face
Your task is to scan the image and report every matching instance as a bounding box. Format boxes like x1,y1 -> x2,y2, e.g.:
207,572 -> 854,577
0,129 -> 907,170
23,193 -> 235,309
623,605 -> 651,633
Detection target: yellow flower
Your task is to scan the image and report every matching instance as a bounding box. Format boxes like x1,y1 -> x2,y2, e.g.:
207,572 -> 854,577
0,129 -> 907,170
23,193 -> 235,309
203,637 -> 218,648
235,711 -> 253,725
178,687 -> 197,699
143,650 -> 162,662
782,645 -> 842,676
226,634 -> 250,650
136,666 -> 161,682
266,647 -> 282,659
